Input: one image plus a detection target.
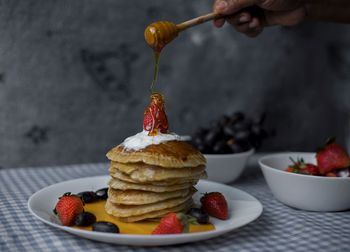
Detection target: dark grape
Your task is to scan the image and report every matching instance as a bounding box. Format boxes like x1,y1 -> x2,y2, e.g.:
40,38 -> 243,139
191,111 -> 270,154
193,136 -> 204,146
227,139 -> 244,153
197,143 -> 209,153
252,112 -> 266,125
232,121 -> 249,131
251,124 -> 263,137
213,140 -> 230,154
223,125 -> 235,137
204,128 -> 221,146
234,130 -> 250,142
194,128 -> 208,138
218,115 -> 230,127
230,112 -> 245,123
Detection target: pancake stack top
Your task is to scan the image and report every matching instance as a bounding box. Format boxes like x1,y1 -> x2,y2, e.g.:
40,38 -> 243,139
105,93 -> 207,222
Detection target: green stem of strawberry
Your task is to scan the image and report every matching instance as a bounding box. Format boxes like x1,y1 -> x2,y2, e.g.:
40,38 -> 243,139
289,157 -> 297,165
325,136 -> 336,146
176,213 -> 190,233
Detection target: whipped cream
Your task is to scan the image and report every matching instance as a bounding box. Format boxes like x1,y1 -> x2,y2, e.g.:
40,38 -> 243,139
121,130 -> 187,151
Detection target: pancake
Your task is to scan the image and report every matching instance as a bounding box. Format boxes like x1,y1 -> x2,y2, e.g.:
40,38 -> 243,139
108,178 -> 194,192
105,189 -> 195,217
106,140 -> 206,168
110,162 -> 205,182
118,199 -> 193,222
107,187 -> 195,205
109,169 -> 200,186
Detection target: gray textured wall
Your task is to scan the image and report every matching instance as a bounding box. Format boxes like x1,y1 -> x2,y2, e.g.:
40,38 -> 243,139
1,0 -> 350,168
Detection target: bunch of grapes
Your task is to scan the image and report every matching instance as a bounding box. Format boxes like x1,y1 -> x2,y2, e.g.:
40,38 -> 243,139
191,112 -> 270,154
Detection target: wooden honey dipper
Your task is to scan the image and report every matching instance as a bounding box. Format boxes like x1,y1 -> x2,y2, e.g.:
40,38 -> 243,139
144,12 -> 223,52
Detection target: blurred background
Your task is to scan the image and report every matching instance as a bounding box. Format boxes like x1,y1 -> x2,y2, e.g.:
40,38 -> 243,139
1,0 -> 350,168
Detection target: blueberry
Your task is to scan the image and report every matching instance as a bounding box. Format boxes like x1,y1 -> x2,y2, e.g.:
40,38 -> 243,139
95,188 -> 108,200
92,221 -> 119,233
74,212 -> 96,226
187,208 -> 209,224
78,191 -> 97,203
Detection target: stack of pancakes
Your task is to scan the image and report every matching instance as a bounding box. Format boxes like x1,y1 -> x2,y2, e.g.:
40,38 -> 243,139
105,140 -> 206,222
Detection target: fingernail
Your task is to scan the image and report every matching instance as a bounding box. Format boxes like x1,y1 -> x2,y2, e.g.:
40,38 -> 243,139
249,22 -> 257,29
239,15 -> 249,23
215,1 -> 227,11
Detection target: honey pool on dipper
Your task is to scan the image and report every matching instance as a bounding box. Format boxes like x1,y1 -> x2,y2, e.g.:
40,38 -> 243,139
144,21 -> 179,94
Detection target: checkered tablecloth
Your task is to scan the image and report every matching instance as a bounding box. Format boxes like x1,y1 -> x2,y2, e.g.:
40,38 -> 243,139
0,163 -> 349,252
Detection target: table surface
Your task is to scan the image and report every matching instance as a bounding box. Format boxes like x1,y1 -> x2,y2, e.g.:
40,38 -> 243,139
0,163 -> 349,252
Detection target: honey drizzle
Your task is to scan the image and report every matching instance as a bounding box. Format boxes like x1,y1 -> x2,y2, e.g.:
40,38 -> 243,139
150,51 -> 160,94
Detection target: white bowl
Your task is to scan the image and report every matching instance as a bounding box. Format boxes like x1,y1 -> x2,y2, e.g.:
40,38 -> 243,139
259,152 -> 350,212
205,149 -> 254,184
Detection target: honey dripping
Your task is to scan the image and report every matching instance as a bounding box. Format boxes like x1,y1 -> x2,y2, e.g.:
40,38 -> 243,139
144,21 -> 179,93
150,51 -> 160,94
144,13 -> 224,92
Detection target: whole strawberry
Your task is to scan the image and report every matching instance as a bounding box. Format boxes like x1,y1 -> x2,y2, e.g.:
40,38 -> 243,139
54,192 -> 84,226
200,192 -> 228,220
316,138 -> 350,175
152,212 -> 188,235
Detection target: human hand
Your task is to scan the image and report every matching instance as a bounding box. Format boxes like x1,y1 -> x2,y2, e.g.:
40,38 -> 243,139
213,0 -> 307,37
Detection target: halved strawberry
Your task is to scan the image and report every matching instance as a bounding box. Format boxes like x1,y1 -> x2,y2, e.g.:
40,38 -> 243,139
143,93 -> 168,136
152,212 -> 189,235
54,192 -> 84,226
304,163 -> 319,176
286,158 -> 319,175
316,138 -> 350,175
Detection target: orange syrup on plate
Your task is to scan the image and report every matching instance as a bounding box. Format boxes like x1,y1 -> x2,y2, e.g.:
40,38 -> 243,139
74,200 -> 215,235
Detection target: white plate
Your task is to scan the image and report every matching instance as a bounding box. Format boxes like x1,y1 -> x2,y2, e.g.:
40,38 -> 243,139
28,176 -> 263,246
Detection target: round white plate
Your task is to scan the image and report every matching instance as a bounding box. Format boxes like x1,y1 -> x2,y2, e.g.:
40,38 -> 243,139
28,176 -> 263,246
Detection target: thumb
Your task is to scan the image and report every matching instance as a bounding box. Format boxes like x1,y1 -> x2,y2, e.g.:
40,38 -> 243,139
214,0 -> 259,15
